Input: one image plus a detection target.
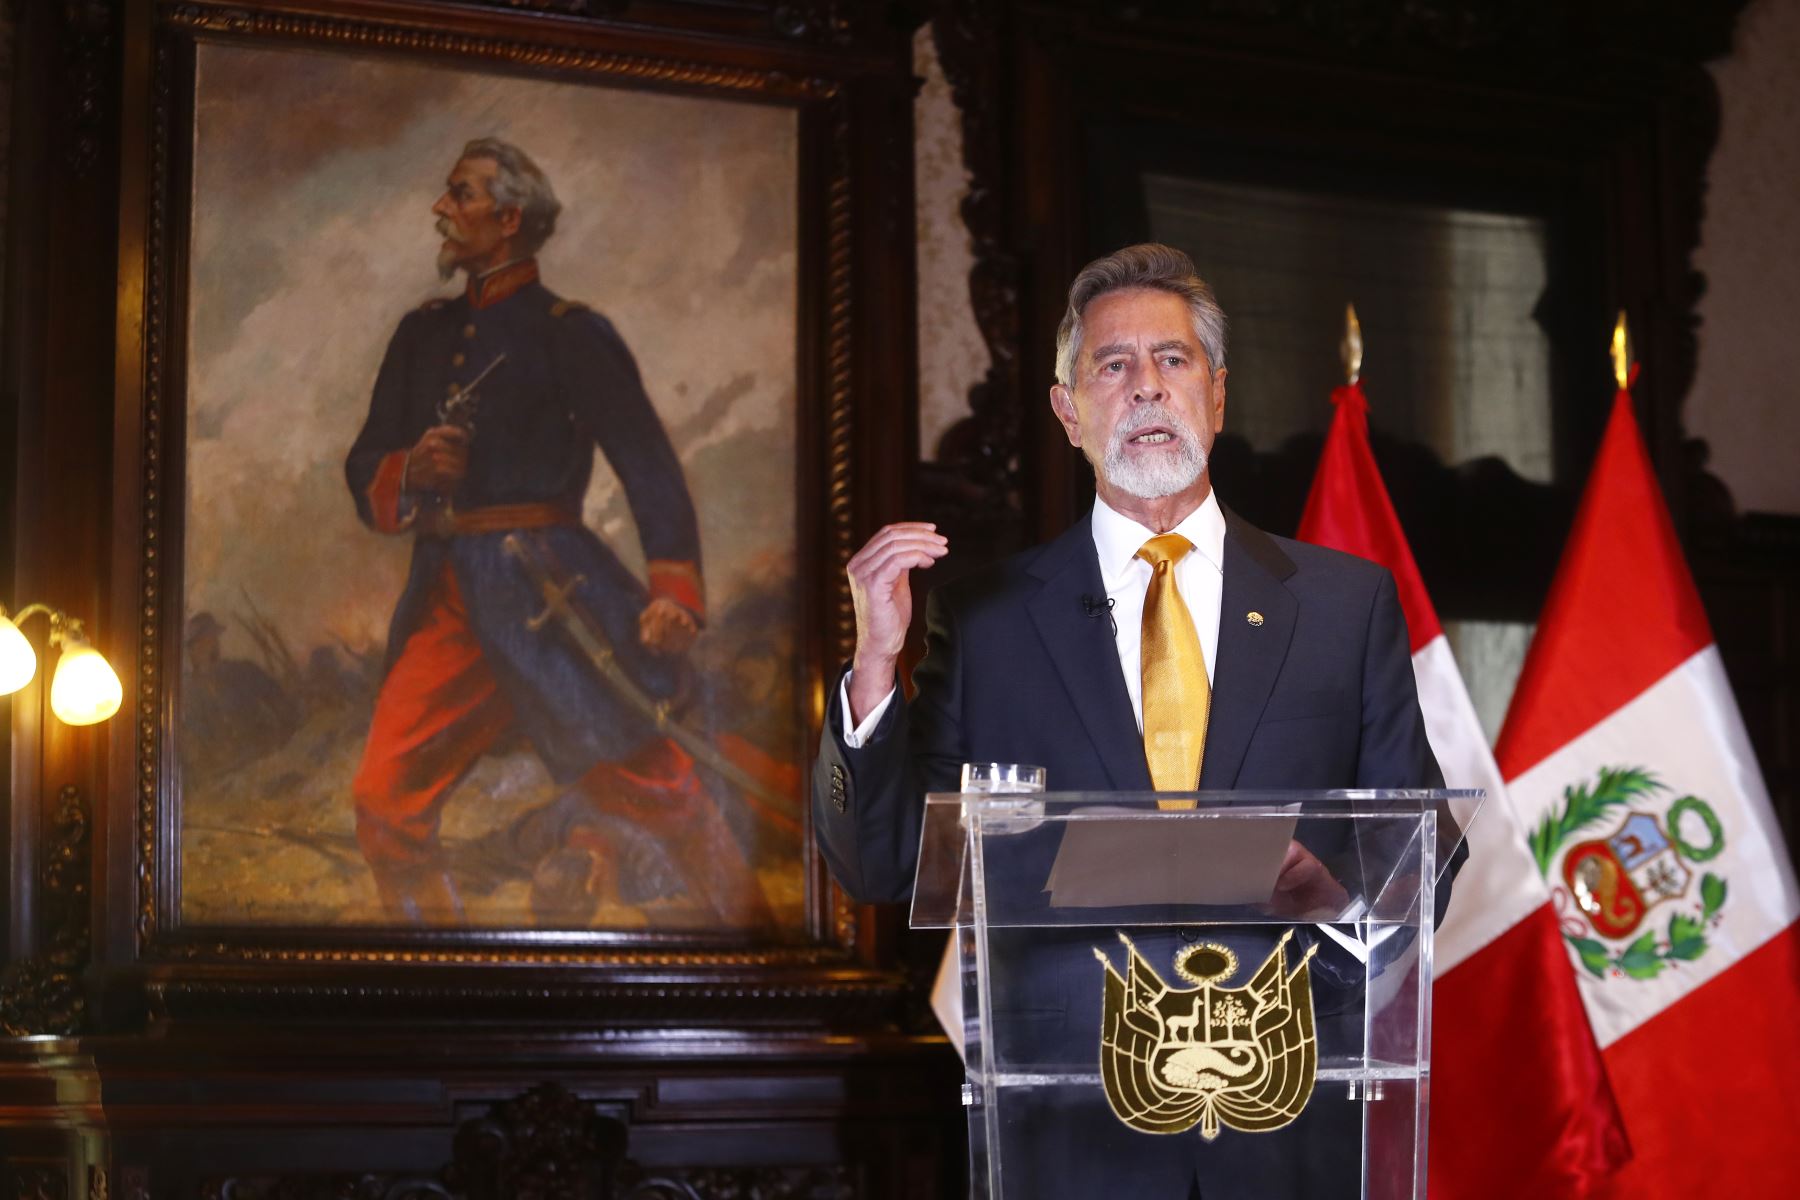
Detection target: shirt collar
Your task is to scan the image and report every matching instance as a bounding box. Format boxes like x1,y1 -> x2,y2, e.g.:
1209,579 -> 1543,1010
466,258 -> 539,309
1091,489 -> 1227,591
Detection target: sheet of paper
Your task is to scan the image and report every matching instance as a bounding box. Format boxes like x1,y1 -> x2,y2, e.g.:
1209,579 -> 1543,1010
1045,811 -> 1298,907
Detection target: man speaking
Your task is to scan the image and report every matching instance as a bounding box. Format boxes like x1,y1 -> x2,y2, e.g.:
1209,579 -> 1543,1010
814,244 -> 1454,1197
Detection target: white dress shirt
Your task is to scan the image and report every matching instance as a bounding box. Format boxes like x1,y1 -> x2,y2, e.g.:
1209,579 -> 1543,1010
1091,491 -> 1224,731
840,491 -> 1227,744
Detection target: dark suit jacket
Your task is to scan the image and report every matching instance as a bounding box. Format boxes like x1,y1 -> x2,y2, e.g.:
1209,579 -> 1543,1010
811,505 -> 1457,1199
814,505 -> 1447,903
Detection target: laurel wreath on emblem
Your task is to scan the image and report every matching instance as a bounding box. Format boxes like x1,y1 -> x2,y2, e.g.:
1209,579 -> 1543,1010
1527,766 -> 1728,981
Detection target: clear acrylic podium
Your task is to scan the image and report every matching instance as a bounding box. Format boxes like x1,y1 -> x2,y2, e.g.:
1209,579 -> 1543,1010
912,790 -> 1480,1200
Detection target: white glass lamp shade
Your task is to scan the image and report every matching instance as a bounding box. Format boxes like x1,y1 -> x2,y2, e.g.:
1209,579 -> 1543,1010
50,640 -> 123,725
0,616 -> 36,695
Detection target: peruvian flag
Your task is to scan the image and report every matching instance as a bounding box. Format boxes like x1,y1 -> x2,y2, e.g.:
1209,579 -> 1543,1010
1495,369 -> 1800,1197
1298,379 -> 1628,1197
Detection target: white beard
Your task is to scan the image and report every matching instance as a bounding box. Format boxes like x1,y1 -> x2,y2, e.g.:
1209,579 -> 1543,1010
1091,402 -> 1208,499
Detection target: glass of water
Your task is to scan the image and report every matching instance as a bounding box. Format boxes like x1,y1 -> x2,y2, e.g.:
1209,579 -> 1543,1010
960,762 -> 1047,794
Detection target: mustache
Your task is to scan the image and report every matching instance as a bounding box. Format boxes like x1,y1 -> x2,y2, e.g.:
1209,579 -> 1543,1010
1109,402 -> 1197,449
435,217 -> 463,244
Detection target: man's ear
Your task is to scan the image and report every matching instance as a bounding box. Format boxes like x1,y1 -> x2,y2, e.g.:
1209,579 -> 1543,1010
1050,384 -> 1082,448
498,206 -> 524,240
1211,366 -> 1227,434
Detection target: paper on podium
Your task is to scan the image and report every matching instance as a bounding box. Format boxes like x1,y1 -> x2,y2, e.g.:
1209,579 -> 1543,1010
1045,807 -> 1298,907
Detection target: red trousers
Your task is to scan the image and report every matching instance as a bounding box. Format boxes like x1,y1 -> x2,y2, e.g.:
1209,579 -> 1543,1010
352,568 -> 770,925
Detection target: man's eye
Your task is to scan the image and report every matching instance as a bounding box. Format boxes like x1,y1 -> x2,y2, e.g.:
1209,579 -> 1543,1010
1102,361 -> 1125,374
1162,356 -> 1185,368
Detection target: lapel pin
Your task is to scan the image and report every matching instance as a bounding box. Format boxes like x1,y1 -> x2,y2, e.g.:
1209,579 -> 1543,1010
1246,611 -> 1264,627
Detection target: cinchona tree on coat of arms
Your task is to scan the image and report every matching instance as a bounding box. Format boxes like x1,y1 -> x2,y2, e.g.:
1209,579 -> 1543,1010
1528,766 -> 1729,981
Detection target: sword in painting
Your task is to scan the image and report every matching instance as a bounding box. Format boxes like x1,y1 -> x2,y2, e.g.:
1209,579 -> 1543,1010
501,532 -> 801,825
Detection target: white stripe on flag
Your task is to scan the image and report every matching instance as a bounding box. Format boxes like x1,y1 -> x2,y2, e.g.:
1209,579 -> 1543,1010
1413,635 -> 1550,973
1506,645 -> 1800,1046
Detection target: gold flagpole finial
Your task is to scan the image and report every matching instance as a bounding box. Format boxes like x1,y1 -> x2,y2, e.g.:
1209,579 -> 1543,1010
1340,303 -> 1363,385
1611,310 -> 1633,390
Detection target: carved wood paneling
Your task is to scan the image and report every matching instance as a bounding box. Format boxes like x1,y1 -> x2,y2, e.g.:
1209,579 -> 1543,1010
771,1 -> 854,45
460,0 -> 628,19
142,977 -> 900,1024
174,1082 -> 880,1199
921,0 -> 1028,556
0,787 -> 92,1036
162,5 -> 836,99
60,0 -> 118,177
2,1166 -> 68,1200
620,1166 -> 856,1199
921,0 -> 1751,557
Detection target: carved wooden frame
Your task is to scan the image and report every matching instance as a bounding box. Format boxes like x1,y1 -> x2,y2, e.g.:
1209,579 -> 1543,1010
96,0 -> 912,1023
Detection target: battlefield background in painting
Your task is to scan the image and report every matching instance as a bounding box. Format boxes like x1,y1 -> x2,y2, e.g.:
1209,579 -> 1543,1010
176,43 -> 803,931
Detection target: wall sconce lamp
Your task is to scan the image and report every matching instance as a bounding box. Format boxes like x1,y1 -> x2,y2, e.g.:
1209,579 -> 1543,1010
0,603 -> 123,726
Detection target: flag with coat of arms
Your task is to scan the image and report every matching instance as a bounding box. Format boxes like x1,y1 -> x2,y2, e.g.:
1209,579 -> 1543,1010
1297,363 -> 1628,1198
1495,354 -> 1800,1198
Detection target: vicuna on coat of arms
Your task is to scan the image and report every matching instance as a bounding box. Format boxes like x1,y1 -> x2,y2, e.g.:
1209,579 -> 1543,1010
1094,931 -> 1318,1140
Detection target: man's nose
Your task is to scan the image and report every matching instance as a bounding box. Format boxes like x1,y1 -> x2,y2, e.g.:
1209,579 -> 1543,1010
431,194 -> 453,218
1131,362 -> 1166,403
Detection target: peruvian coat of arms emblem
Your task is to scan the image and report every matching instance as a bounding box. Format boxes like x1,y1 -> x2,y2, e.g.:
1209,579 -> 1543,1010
1529,767 -> 1729,980
1093,931 -> 1318,1140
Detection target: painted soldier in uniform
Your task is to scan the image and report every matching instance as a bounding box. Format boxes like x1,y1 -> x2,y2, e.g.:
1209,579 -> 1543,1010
345,137 -> 772,926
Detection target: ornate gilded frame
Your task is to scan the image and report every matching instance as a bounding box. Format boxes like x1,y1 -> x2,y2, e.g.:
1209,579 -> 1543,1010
95,0 -> 913,1024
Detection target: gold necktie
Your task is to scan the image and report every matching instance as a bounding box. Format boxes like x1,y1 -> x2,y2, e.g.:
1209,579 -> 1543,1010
1137,533 -> 1210,806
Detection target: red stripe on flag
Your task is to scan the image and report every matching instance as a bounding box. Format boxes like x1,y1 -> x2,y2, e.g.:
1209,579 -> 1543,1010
1429,904 -> 1630,1199
1593,923 -> 1800,1199
1297,381 -> 1443,653
1494,387 -> 1713,781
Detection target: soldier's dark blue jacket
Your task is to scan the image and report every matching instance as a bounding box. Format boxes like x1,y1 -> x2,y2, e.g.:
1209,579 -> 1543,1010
345,260 -> 702,781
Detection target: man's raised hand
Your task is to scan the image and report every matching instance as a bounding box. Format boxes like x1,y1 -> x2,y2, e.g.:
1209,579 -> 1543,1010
845,522 -> 948,726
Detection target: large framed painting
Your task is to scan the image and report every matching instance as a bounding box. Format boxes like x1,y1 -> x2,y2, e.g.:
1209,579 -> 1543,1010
108,2 -> 905,1007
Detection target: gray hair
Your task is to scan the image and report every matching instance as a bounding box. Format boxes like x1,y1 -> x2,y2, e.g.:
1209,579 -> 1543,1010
1053,243 -> 1228,386
460,137 -> 562,256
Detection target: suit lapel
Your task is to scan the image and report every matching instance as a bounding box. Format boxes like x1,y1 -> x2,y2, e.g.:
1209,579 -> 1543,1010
1024,516 -> 1153,792
1200,508 -> 1298,789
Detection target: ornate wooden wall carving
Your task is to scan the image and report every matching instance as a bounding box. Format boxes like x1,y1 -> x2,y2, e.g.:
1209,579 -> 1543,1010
925,0 -> 1750,546
0,787 -> 91,1036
